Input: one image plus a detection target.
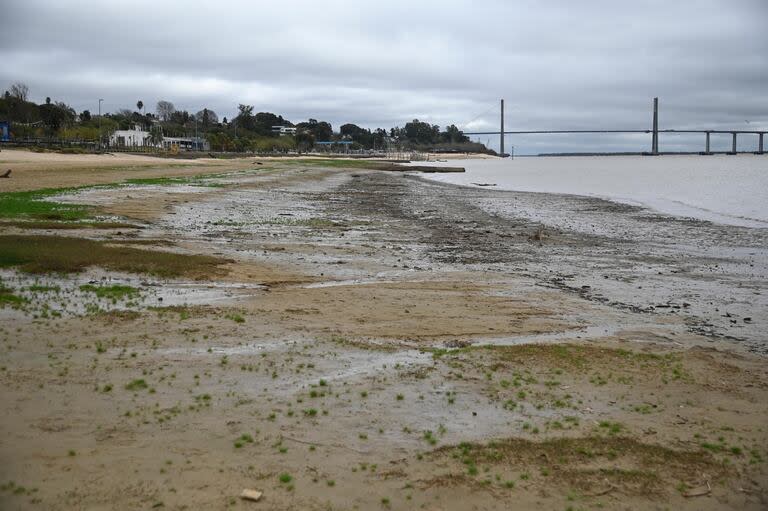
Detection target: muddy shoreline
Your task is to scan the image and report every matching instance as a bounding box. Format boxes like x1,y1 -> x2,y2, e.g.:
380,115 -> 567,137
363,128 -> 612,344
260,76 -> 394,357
1,156 -> 766,510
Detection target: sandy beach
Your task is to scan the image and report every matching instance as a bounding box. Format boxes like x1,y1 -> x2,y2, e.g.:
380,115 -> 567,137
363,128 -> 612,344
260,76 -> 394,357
0,149 -> 766,510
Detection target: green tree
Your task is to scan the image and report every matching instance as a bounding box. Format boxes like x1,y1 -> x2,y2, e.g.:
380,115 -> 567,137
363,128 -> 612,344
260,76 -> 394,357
196,108 -> 218,128
340,123 -> 375,147
39,101 -> 75,135
254,112 -> 288,135
403,119 -> 439,144
296,118 -> 332,142
235,104 -> 255,131
441,124 -> 468,144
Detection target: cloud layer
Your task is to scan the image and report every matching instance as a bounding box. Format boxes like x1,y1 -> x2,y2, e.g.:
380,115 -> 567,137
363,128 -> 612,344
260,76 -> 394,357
2,0 -> 767,153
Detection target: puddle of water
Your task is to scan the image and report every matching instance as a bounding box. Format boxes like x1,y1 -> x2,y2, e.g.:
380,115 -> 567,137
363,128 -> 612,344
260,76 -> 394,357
300,278 -> 400,289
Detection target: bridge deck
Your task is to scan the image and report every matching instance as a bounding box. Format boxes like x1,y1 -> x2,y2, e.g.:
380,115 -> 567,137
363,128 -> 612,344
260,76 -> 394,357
465,129 -> 767,135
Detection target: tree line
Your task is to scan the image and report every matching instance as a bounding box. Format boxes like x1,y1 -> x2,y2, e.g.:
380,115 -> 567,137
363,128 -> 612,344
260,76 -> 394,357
0,82 -> 492,154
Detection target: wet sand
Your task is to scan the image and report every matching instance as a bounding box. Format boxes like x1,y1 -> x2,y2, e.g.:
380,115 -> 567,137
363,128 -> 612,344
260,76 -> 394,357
0,149 -> 256,192
0,153 -> 766,510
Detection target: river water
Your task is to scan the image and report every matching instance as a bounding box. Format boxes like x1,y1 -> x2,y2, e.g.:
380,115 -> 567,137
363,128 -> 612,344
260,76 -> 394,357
417,154 -> 768,228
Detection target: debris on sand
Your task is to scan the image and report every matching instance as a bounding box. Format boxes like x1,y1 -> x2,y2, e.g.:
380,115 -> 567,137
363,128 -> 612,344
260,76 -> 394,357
529,227 -> 546,242
240,489 -> 263,502
444,339 -> 472,348
683,481 -> 711,498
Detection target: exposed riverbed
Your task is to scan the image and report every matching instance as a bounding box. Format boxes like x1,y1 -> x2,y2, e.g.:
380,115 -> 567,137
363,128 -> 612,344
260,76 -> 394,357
1,155 -> 766,510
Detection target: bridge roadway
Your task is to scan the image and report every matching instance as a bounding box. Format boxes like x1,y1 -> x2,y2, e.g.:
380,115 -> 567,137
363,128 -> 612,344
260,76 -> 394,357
464,129 -> 767,154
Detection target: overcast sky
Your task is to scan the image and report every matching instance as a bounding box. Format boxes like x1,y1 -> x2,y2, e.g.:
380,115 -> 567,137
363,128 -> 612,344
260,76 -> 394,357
2,0 -> 767,153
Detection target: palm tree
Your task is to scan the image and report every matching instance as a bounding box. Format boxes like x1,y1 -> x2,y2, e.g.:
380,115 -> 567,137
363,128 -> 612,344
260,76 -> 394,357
136,100 -> 146,129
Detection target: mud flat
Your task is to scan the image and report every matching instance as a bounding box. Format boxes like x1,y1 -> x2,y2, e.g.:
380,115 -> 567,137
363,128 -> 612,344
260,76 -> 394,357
0,153 -> 766,510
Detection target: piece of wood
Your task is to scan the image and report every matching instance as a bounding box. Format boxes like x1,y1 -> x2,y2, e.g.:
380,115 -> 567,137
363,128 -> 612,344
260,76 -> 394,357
683,481 -> 711,498
240,489 -> 263,502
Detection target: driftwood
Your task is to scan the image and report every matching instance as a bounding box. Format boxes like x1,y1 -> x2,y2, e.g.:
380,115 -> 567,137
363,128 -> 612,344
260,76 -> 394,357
683,480 -> 712,498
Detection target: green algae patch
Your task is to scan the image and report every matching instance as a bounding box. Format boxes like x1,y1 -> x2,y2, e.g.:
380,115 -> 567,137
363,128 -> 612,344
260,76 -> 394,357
0,235 -> 231,278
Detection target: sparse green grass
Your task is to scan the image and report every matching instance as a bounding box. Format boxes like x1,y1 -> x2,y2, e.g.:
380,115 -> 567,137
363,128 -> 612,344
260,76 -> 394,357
225,312 -> 245,323
0,220 -> 140,230
0,172 -> 229,227
0,188 -> 91,221
0,283 -> 27,308
27,284 -> 60,292
432,434 -> 729,497
80,284 -> 140,300
0,235 -> 230,277
123,177 -> 190,186
125,379 -> 149,391
598,421 -> 624,435
234,433 -> 255,448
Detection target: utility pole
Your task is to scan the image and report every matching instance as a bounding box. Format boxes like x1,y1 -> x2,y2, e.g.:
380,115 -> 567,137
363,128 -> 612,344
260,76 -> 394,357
98,98 -> 104,151
651,97 -> 659,155
500,98 -> 505,157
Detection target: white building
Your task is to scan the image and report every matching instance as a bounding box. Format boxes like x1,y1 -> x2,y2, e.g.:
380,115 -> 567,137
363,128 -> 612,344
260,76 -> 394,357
272,125 -> 297,136
108,124 -> 209,151
109,124 -> 151,147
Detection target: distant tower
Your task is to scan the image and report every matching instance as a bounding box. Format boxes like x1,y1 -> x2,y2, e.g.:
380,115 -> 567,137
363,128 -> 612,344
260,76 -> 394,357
651,97 -> 659,155
500,99 -> 505,157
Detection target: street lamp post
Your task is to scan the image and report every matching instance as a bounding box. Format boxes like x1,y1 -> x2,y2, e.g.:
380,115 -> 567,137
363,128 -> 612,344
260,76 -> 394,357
98,99 -> 104,151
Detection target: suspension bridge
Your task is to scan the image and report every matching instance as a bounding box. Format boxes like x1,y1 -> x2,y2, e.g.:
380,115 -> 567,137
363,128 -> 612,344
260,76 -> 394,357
463,98 -> 767,157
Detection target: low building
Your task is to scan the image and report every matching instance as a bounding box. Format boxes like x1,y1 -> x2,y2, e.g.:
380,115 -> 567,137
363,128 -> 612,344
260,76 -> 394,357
109,124 -> 151,147
108,124 -> 209,151
161,136 -> 209,151
272,125 -> 297,136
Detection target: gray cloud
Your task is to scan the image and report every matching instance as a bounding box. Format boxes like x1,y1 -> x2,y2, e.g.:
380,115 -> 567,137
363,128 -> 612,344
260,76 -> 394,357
1,0 -> 766,153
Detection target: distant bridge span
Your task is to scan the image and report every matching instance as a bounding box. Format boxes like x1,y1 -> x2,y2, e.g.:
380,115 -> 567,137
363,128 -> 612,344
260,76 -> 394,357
464,99 -> 767,156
